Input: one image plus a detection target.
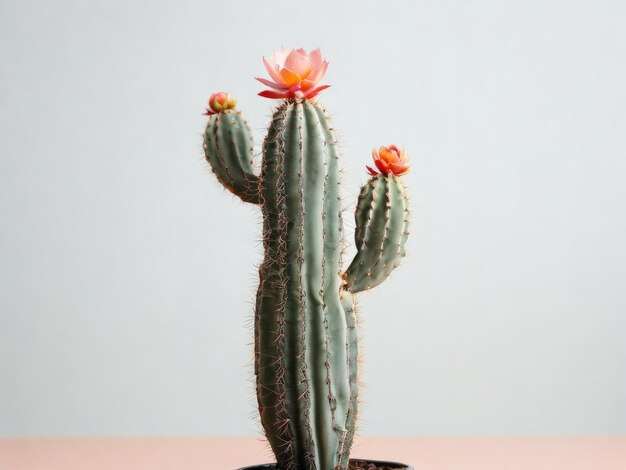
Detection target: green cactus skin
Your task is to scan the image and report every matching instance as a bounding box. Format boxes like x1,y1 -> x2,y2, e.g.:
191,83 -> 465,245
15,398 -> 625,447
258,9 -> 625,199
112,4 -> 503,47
343,175 -> 410,293
203,110 -> 260,204
203,99 -> 409,470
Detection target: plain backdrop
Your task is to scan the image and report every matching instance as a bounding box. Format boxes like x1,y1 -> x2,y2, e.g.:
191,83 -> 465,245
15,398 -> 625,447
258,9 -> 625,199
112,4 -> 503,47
1,0 -> 625,437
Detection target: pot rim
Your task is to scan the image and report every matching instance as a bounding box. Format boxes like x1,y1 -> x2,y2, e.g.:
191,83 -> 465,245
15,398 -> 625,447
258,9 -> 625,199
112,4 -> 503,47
237,458 -> 413,470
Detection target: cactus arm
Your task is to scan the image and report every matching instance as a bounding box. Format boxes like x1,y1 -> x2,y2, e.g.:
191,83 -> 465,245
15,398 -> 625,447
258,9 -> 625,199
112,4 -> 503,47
203,110 -> 261,204
342,174 -> 409,293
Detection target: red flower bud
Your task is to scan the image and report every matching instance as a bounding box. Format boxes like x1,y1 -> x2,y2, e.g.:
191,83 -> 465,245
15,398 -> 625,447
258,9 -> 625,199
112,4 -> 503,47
206,92 -> 237,115
366,145 -> 410,176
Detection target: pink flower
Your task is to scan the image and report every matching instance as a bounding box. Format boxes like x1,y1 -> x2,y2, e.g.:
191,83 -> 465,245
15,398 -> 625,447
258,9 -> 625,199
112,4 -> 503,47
205,92 -> 237,115
367,145 -> 410,176
256,47 -> 330,100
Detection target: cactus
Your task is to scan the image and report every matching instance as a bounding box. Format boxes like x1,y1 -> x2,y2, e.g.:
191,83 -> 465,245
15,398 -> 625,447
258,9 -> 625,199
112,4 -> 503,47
202,50 -> 410,470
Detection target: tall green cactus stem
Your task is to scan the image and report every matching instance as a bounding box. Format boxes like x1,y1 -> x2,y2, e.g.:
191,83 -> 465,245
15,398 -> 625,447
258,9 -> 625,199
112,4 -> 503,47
203,100 -> 409,470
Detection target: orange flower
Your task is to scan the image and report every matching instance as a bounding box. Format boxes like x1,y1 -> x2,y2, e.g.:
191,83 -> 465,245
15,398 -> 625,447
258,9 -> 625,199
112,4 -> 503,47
256,47 -> 330,100
367,145 -> 410,176
205,92 -> 237,115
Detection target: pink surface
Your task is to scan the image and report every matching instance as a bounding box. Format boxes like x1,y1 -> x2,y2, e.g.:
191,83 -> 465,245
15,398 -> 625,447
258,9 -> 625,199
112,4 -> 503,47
1,436 -> 625,470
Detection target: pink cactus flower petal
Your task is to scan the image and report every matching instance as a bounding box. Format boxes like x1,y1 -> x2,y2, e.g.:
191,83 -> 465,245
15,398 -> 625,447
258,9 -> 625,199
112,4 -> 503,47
309,48 -> 323,68
285,49 -> 311,78
258,89 -> 292,99
304,84 -> 331,99
305,61 -> 328,86
366,165 -> 379,176
263,56 -> 283,84
255,76 -> 288,90
374,157 -> 390,174
389,162 -> 410,175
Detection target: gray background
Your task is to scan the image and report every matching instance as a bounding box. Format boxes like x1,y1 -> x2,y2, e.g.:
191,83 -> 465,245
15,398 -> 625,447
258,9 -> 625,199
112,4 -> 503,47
1,0 -> 625,437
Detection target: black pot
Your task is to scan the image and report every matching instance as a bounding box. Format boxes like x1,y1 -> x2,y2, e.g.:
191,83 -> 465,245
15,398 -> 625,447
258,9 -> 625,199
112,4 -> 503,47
238,459 -> 413,470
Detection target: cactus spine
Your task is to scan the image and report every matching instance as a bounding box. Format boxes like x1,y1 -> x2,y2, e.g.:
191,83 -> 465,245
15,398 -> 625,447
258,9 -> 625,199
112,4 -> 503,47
203,98 -> 408,469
